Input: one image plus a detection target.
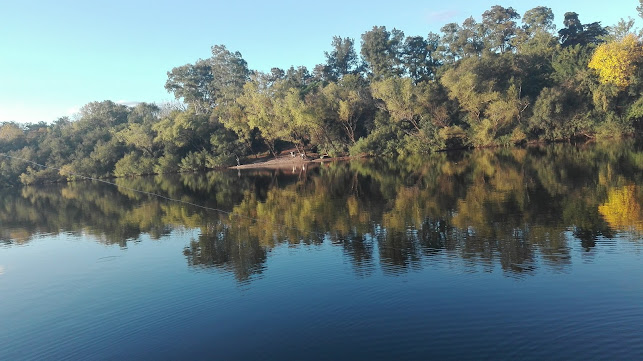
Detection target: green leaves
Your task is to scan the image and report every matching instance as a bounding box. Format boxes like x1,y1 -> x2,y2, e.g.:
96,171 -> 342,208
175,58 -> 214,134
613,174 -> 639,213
324,36 -> 360,81
482,5 -> 520,53
4,6 -> 643,186
559,12 -> 608,47
165,45 -> 249,113
360,26 -> 404,79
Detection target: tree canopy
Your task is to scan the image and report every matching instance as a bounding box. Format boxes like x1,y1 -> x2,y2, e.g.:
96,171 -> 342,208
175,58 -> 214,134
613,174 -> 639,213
2,4 -> 643,185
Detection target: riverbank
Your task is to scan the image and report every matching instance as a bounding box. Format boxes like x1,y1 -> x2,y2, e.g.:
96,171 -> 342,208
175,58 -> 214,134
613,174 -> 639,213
231,150 -> 360,170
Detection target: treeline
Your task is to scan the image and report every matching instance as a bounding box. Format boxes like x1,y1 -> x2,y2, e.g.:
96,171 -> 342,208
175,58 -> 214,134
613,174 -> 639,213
2,4 -> 643,185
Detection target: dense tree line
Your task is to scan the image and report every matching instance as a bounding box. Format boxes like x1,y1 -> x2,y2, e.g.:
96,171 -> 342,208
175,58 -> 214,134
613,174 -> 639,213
2,4 -> 643,185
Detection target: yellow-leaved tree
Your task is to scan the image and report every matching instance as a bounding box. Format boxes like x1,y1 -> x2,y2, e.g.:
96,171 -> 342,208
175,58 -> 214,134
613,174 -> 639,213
588,34 -> 643,88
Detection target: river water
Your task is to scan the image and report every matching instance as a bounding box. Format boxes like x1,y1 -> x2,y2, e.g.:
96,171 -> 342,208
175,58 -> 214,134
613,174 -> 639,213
1,142 -> 642,360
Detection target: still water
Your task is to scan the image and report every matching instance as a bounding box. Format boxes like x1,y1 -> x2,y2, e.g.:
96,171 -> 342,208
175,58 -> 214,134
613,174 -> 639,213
1,142 -> 642,360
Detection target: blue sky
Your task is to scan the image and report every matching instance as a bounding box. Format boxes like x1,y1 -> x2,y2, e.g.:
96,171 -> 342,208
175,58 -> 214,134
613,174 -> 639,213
1,0 -> 641,124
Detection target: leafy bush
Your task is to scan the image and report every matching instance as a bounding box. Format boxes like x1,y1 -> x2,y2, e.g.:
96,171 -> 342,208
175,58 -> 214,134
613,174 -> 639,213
154,154 -> 181,174
114,152 -> 155,177
19,167 -> 65,185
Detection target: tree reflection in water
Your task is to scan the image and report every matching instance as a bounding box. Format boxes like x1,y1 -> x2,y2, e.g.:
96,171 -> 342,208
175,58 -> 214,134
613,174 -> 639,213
1,141 -> 642,282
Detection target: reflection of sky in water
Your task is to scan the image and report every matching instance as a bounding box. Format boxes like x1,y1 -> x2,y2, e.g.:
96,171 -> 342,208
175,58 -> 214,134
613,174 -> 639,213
0,230 -> 641,360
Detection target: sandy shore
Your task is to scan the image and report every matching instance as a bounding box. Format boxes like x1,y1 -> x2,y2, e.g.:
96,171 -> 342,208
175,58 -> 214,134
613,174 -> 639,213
230,152 -> 358,170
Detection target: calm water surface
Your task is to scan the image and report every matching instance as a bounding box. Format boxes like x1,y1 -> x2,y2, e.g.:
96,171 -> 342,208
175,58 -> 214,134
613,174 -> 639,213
1,143 -> 642,360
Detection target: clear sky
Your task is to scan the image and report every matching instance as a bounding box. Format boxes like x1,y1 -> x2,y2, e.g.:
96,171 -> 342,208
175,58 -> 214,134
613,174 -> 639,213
1,0 -> 641,124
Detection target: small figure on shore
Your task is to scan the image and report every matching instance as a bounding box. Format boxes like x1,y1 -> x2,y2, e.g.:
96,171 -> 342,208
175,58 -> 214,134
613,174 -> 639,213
290,151 -> 295,158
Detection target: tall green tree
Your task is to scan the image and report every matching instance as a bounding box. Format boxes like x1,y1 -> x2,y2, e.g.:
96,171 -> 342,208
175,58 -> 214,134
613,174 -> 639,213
116,103 -> 161,157
441,55 -> 528,145
165,45 -> 249,113
481,5 -> 520,53
360,26 -> 404,79
282,66 -> 312,90
208,45 -> 251,103
438,17 -> 485,61
514,6 -> 557,55
605,18 -> 637,41
233,79 -> 281,157
401,34 -> 439,83
559,12 -> 607,47
324,36 -> 360,81
164,60 -> 213,113
319,74 -> 373,145
371,78 -> 454,151
438,22 -> 460,63
522,6 -> 556,33
0,122 -> 26,153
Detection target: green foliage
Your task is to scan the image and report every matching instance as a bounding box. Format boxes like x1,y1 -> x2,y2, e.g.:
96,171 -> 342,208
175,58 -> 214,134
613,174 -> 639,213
371,77 -> 455,150
114,152 -> 156,177
165,45 -> 249,113
153,110 -> 210,151
522,6 -> 555,33
371,77 -> 422,126
627,95 -> 643,124
558,12 -> 608,47
180,150 -> 210,172
438,17 -> 485,62
209,124 -> 244,167
360,26 -> 404,79
0,123 -> 26,153
18,167 -> 64,185
481,5 -> 520,53
594,112 -> 635,139
514,8 -> 558,58
442,55 -> 528,137
3,6 -> 643,186
350,111 -> 406,156
528,86 -> 593,140
154,154 -> 181,174
324,36 -> 360,80
315,74 -> 374,150
233,78 -> 286,156
401,34 -> 440,82
605,18 -> 637,42
552,44 -> 587,77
